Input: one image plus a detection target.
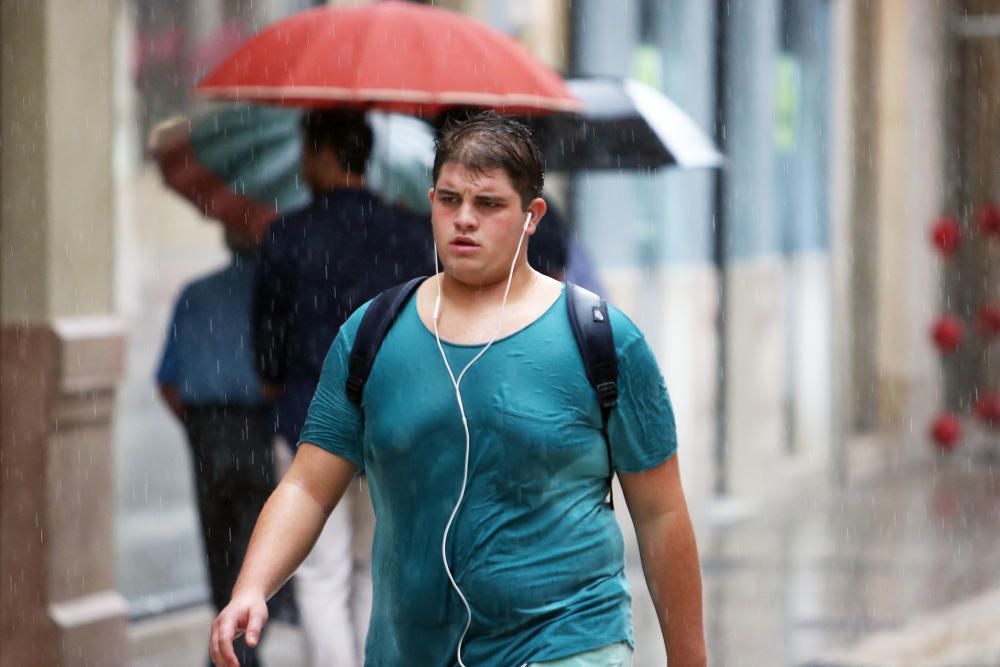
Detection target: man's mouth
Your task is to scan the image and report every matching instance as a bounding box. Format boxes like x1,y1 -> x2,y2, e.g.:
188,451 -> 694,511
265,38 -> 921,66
450,236 -> 479,248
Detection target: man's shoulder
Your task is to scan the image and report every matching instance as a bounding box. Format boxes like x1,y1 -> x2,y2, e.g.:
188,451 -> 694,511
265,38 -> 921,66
336,299 -> 376,347
266,189 -> 397,239
605,303 -> 646,353
268,203 -> 314,238
336,279 -> 430,354
177,265 -> 232,303
262,201 -> 331,261
563,284 -> 643,347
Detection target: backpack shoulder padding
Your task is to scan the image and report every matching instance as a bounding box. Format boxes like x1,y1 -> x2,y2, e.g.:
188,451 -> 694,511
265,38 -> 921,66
565,282 -> 618,418
346,276 -> 426,406
566,282 -> 619,507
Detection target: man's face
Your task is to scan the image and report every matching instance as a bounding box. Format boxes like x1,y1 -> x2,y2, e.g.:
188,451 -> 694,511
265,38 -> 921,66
429,162 -> 541,287
300,139 -> 342,194
300,139 -> 322,193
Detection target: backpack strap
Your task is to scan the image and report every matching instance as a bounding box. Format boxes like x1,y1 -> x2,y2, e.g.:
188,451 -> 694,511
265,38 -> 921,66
346,276 -> 426,406
565,282 -> 619,507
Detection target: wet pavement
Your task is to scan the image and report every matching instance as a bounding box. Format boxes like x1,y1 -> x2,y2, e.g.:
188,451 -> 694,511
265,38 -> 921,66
695,451 -> 1000,667
131,441 -> 1000,667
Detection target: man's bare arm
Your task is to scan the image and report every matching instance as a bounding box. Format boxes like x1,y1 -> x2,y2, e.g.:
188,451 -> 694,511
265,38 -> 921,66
210,443 -> 356,667
619,454 -> 707,667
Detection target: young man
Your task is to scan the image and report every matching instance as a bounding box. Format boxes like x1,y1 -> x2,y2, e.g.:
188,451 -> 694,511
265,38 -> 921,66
213,113 -> 706,667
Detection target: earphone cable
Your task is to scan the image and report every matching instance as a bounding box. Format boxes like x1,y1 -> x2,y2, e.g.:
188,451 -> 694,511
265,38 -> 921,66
433,213 -> 532,667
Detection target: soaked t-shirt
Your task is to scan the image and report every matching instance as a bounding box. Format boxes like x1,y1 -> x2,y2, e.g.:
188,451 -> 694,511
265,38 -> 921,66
298,285 -> 678,667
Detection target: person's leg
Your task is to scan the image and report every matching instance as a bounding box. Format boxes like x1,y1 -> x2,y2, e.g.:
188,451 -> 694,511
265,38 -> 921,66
226,408 -> 278,667
349,477 -> 375,662
185,409 -> 259,666
295,479 -> 359,667
183,409 -> 232,614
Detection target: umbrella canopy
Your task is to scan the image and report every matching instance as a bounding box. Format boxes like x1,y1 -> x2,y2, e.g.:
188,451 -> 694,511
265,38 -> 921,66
149,105 -> 435,241
366,112 -> 435,215
527,77 -> 724,172
195,1 -> 580,117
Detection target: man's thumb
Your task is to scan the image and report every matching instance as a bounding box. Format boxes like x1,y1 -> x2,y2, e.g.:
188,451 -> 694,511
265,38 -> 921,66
244,607 -> 267,647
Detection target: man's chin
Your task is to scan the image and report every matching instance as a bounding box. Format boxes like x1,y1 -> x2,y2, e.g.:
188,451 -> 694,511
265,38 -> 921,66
443,264 -> 507,289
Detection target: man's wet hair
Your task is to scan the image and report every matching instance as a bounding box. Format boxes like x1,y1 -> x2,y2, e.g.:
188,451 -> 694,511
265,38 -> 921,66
432,110 -> 544,208
301,108 -> 373,176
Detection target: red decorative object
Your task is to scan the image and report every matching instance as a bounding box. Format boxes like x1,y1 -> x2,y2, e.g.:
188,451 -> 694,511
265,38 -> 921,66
977,203 -> 1000,238
930,216 -> 962,257
930,413 -> 962,449
973,393 -> 1000,428
977,304 -> 1000,338
931,314 -> 964,352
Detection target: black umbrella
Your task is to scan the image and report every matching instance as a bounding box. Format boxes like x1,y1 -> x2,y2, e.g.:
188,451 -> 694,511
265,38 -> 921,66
527,77 -> 724,172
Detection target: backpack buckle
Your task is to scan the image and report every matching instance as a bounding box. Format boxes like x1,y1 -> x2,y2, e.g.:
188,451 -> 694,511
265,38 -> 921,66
345,374 -> 365,402
595,381 -> 618,408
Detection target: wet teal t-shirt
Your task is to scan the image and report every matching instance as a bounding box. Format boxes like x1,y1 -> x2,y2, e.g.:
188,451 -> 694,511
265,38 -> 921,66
299,286 -> 678,667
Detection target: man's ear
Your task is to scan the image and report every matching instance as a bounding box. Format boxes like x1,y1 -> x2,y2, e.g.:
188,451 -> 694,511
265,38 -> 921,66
427,187 -> 435,206
525,197 -> 548,235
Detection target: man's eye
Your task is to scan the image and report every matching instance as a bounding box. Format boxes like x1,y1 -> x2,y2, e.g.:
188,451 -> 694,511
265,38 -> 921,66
480,200 -> 499,208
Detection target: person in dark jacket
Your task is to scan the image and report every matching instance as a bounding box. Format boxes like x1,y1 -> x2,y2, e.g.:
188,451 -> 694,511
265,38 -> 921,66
252,108 -> 433,666
255,110 -> 434,448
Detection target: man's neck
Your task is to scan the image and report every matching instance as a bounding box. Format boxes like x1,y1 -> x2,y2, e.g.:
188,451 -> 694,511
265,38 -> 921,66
420,265 -> 563,345
439,262 -> 538,311
313,173 -> 366,194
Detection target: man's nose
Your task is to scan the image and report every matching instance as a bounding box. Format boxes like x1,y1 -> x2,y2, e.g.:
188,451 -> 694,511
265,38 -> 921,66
454,202 -> 478,231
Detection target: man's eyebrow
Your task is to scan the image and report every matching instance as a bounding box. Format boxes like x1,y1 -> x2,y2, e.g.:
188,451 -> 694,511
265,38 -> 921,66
436,187 -> 460,196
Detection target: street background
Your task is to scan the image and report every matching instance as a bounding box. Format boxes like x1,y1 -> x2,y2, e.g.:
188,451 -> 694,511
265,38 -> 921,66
2,1 -> 999,666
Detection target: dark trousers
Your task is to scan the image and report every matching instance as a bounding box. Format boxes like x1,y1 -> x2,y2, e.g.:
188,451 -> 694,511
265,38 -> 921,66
183,405 -> 276,667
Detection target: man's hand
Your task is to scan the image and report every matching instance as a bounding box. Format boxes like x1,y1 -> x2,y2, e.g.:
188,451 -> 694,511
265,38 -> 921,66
206,445 -> 356,666
210,591 -> 269,667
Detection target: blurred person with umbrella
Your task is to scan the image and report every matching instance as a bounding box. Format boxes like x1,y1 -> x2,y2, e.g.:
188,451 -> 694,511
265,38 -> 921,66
155,223 -> 279,667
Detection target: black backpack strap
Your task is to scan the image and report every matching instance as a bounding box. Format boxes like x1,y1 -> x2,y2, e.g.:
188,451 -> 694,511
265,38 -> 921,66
565,282 -> 618,507
346,276 -> 426,406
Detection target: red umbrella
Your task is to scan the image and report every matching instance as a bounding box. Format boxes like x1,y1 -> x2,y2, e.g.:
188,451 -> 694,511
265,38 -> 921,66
194,1 -> 580,117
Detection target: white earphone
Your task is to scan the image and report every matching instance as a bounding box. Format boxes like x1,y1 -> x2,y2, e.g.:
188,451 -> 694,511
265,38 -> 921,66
433,210 -> 533,667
